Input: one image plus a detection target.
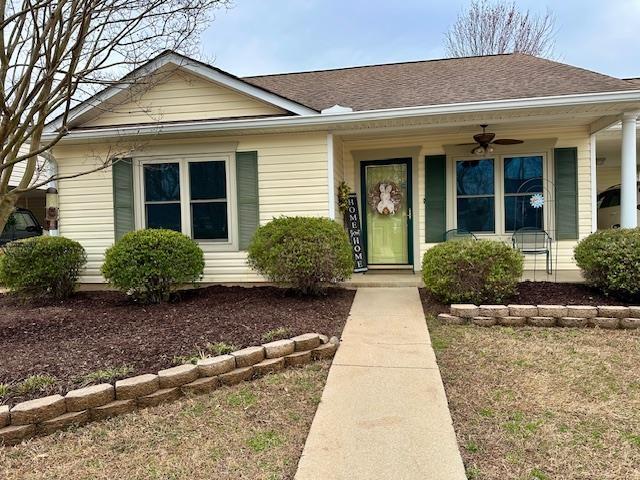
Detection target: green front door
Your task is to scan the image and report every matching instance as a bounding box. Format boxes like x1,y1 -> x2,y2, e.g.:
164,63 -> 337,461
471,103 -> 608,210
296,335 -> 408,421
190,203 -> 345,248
361,158 -> 413,266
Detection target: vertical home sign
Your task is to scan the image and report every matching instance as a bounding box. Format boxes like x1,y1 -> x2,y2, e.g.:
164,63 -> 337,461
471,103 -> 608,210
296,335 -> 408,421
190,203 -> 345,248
346,193 -> 368,273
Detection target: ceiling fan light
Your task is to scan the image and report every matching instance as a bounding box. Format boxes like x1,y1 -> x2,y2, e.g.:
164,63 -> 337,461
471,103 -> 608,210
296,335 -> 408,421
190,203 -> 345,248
487,145 -> 494,153
473,146 -> 485,155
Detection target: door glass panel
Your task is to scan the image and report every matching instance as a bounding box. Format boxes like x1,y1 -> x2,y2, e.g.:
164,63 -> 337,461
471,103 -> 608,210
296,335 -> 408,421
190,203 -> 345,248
365,163 -> 408,264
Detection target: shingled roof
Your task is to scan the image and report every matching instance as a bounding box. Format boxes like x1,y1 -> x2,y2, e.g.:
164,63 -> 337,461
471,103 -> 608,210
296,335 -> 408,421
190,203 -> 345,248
244,53 -> 638,112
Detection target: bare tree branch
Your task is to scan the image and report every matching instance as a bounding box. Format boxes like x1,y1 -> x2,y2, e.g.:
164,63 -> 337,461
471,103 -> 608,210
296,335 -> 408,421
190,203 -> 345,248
444,0 -> 556,58
0,0 -> 230,230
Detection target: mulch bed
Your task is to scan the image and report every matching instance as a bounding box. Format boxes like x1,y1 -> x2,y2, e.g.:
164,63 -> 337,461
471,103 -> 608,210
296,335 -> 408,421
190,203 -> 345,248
0,286 -> 354,405
420,281 -> 629,317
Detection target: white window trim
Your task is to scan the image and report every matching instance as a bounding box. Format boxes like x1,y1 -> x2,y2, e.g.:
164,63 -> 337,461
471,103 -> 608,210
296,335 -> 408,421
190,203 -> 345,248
450,152 -> 550,237
132,153 -> 239,251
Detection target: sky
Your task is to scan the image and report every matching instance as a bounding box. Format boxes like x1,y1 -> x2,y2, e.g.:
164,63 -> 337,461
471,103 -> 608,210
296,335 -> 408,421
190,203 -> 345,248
201,0 -> 640,79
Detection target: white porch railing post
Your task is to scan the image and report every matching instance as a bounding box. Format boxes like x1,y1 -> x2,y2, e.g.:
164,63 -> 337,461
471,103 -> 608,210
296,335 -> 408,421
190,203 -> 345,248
620,112 -> 638,228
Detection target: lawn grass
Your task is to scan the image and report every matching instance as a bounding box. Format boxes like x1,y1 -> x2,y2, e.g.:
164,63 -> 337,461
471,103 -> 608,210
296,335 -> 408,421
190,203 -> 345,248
428,317 -> 640,480
0,362 -> 330,480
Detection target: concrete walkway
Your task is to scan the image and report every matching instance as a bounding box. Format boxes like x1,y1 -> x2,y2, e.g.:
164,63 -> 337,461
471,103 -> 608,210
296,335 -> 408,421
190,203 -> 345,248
295,287 -> 466,480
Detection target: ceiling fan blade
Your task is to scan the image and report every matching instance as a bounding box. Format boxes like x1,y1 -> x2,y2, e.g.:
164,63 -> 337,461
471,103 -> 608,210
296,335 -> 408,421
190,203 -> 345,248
493,139 -> 524,145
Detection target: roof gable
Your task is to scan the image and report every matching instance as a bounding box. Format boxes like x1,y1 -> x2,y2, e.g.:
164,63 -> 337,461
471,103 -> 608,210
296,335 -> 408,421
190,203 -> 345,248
50,51 -> 317,131
82,67 -> 290,128
244,53 -> 639,112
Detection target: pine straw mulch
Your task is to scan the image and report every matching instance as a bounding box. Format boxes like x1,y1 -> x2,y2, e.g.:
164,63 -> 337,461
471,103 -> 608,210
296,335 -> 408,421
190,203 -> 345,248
0,361 -> 331,480
428,317 -> 640,480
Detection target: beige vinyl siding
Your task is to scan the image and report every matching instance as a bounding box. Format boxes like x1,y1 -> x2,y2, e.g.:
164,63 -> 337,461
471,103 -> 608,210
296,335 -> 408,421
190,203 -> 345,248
341,125 -> 594,271
53,132 -> 329,283
83,69 -> 287,128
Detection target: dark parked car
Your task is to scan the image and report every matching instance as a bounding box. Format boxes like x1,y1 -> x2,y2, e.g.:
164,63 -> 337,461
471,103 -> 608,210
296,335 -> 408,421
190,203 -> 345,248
0,207 -> 43,246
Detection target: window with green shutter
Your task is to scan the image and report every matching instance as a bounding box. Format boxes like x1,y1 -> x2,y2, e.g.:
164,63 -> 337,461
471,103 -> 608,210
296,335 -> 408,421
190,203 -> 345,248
112,158 -> 135,240
554,147 -> 579,240
425,155 -> 447,242
235,151 -> 259,250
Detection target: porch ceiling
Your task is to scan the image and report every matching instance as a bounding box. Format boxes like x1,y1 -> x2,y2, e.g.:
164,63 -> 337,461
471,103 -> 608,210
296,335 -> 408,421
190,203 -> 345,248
331,102 -> 640,138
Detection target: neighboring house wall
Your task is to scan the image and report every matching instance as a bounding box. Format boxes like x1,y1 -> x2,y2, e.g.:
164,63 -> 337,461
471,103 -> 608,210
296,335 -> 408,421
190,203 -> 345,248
82,69 -> 288,128
340,125 -> 592,271
597,166 -> 620,192
53,131 -> 329,282
16,191 -> 46,226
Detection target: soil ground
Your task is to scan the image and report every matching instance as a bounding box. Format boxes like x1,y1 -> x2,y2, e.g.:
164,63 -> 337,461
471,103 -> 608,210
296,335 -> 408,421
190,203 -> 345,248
0,286 -> 354,405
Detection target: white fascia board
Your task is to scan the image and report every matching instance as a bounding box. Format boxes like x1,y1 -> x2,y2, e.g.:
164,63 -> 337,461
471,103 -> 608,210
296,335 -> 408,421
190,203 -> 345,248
44,89 -> 640,142
183,60 -> 317,116
45,53 -> 317,132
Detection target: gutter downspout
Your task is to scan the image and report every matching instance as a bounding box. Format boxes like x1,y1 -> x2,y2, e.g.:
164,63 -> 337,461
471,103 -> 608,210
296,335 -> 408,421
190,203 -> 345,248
327,133 -> 336,220
41,151 -> 59,236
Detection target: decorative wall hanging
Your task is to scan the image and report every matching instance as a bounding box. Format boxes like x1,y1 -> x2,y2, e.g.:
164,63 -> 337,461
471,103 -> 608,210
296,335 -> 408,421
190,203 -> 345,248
368,181 -> 402,215
530,193 -> 544,209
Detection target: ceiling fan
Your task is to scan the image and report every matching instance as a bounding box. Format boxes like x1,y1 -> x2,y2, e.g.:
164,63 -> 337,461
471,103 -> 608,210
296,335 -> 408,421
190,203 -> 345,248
459,124 -> 524,155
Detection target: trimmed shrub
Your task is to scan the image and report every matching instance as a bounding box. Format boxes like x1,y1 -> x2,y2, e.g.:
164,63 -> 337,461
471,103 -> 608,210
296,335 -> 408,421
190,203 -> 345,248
0,236 -> 86,298
102,229 -> 204,303
574,228 -> 640,301
247,216 -> 353,295
422,240 -> 523,304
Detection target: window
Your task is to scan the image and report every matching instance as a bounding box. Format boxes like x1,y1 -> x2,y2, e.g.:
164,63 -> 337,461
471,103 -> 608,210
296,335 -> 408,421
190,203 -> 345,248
456,159 -> 495,232
143,163 -> 181,232
189,161 -> 228,240
504,156 -> 543,231
141,159 -> 230,241
455,154 -> 546,234
1,211 -> 38,235
598,189 -> 620,209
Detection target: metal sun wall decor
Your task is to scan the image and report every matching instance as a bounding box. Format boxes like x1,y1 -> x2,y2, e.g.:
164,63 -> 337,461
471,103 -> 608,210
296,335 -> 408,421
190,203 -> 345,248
530,193 -> 544,209
368,181 -> 402,215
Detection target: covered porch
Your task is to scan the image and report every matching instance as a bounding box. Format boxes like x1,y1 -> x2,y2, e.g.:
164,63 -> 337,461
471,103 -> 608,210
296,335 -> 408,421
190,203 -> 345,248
328,106 -> 639,276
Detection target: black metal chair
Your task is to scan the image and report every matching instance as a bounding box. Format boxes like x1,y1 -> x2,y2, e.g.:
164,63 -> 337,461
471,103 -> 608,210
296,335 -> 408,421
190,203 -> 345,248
512,227 -> 553,274
444,228 -> 478,242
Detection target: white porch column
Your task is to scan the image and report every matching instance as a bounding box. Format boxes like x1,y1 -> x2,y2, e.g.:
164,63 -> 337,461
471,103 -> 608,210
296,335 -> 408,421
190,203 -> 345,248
620,112 -> 638,228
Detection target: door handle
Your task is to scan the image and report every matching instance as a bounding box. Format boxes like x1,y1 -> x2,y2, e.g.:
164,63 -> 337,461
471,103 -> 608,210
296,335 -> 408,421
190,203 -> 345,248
407,208 -> 412,220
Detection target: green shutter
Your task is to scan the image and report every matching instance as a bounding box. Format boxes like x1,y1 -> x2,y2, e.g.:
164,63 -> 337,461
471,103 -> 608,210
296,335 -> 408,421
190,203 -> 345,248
554,147 -> 578,240
236,151 -> 259,250
425,155 -> 447,242
112,158 -> 134,241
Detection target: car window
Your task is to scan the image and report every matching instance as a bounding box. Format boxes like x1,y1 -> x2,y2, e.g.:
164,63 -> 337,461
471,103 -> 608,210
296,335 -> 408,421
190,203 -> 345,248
14,212 -> 37,231
600,189 -> 620,209
1,212 -> 36,235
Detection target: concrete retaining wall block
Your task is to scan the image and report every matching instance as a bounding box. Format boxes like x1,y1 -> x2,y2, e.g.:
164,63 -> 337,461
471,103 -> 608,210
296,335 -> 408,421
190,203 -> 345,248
10,395 -> 66,426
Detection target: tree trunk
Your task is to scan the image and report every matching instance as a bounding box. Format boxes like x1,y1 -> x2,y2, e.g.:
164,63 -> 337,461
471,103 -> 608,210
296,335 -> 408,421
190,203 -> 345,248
0,194 -> 18,233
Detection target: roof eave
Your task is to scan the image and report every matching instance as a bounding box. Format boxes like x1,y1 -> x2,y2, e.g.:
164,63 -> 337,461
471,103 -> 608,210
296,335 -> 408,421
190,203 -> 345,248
43,89 -> 640,142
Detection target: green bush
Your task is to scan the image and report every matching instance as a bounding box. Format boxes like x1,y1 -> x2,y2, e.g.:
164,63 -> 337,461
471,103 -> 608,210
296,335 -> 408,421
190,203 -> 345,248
422,240 -> 523,304
0,236 -> 86,298
247,216 -> 353,295
574,228 -> 640,301
102,229 -> 204,303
